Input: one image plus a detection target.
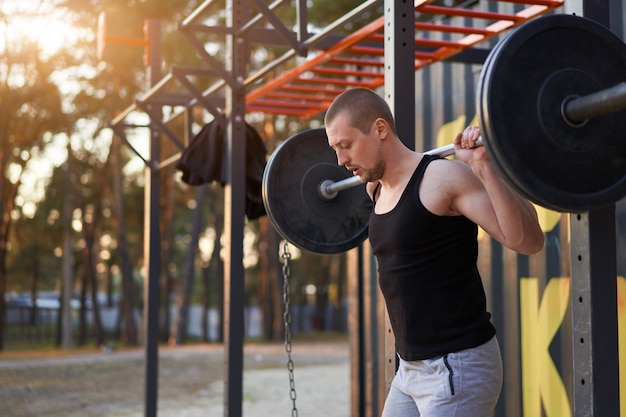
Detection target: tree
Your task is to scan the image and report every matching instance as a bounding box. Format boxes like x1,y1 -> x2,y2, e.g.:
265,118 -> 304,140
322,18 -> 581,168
109,138 -> 140,345
0,4 -> 78,349
169,184 -> 208,345
74,148 -> 111,347
2,0 -> 365,351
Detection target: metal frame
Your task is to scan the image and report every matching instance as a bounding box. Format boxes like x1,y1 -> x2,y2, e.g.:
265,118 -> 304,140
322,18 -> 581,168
570,210 -> 620,416
563,3 -> 621,417
105,0 -> 622,416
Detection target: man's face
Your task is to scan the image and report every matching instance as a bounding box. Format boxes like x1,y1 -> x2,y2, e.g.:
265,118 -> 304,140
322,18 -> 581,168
326,112 -> 385,183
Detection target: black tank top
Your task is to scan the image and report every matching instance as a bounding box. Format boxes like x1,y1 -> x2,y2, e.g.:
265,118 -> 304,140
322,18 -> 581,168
368,155 -> 495,360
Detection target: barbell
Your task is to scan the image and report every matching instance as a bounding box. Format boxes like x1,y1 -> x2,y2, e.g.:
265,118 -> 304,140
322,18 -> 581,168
262,14 -> 626,254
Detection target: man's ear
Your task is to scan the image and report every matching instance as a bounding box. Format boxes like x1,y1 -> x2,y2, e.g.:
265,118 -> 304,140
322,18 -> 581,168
375,118 -> 388,138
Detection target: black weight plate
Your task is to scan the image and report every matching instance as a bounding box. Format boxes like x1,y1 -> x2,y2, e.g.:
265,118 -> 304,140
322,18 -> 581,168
478,14 -> 626,212
262,128 -> 372,254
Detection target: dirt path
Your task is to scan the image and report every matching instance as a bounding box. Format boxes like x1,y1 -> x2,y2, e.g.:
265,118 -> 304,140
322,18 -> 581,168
0,341 -> 350,417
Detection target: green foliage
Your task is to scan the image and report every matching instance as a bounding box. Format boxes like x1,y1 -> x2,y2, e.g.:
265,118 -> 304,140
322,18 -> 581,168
2,0 -> 356,347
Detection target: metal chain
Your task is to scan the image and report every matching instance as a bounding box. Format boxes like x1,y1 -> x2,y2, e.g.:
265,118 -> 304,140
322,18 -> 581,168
281,241 -> 298,417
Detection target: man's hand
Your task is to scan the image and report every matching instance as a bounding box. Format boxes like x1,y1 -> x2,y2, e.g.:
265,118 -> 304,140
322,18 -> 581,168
454,125 -> 489,167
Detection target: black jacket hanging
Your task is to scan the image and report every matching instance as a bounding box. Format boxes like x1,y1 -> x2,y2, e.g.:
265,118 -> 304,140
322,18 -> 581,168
176,119 -> 267,220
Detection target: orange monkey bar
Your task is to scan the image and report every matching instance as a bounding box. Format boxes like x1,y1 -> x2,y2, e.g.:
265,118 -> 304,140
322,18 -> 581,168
245,0 -> 564,118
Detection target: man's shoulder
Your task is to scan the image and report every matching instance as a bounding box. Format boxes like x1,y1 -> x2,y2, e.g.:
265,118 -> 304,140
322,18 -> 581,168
424,157 -> 471,178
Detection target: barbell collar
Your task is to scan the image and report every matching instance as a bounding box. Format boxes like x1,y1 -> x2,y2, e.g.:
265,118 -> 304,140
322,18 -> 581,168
563,81 -> 626,125
320,137 -> 485,199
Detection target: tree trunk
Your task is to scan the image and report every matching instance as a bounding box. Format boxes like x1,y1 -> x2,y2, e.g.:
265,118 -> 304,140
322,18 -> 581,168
83,229 -> 105,346
29,253 -> 40,326
210,193 -> 225,343
0,253 -> 7,351
314,256 -> 332,331
258,216 -> 283,341
332,254 -> 347,332
160,170 -> 175,342
55,288 -> 63,347
78,155 -> 108,347
78,268 -> 88,346
0,174 -> 20,351
258,218 -> 271,340
201,186 -> 221,342
257,117 -> 283,341
201,261 -> 211,342
61,154 -> 74,348
170,184 -> 208,344
111,139 -> 138,346
106,264 -> 114,308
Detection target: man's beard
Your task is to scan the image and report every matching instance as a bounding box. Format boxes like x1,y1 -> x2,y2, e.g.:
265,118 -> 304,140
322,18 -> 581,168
360,157 -> 385,183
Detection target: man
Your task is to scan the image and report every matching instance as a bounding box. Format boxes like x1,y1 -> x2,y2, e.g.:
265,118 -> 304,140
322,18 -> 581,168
324,88 -> 544,417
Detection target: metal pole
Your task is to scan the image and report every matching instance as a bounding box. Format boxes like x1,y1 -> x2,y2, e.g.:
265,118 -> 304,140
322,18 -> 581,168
381,0 -> 415,411
223,1 -> 247,416
562,3 -> 621,416
143,19 -> 162,417
569,208 -> 620,417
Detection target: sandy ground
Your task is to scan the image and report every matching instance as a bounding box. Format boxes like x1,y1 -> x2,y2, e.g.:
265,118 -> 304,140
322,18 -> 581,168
0,341 -> 350,417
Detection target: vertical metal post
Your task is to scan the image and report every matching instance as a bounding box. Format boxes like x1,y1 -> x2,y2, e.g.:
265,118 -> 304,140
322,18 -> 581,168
223,1 -> 248,416
143,19 -> 162,417
384,0 -> 416,149
569,208 -> 620,417
348,247 -> 364,417
562,2 -> 619,416
296,0 -> 308,45
382,0 -> 416,396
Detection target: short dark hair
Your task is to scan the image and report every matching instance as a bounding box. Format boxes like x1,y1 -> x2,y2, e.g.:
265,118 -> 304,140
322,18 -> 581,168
324,88 -> 397,135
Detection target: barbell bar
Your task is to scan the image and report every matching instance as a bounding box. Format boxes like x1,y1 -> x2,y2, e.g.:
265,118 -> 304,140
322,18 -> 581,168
564,81 -> 626,124
262,14 -> 626,254
319,138 -> 485,200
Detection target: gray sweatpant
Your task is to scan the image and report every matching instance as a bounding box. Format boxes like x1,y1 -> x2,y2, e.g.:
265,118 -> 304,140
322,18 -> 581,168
381,336 -> 503,417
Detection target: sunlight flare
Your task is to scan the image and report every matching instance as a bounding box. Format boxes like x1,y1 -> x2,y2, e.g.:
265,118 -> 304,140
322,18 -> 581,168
0,0 -> 81,58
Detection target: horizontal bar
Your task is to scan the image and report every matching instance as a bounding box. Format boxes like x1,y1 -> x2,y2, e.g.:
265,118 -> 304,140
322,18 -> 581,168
158,152 -> 183,170
292,77 -> 378,87
135,73 -> 174,105
180,0 -> 220,28
280,85 -> 345,95
564,82 -> 626,123
110,103 -> 138,127
312,67 -> 384,78
250,99 -> 321,109
237,0 -> 289,36
414,21 -> 494,36
330,57 -> 385,67
264,91 -> 330,102
301,0 -> 382,49
418,5 -> 526,23
495,0 -> 564,7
